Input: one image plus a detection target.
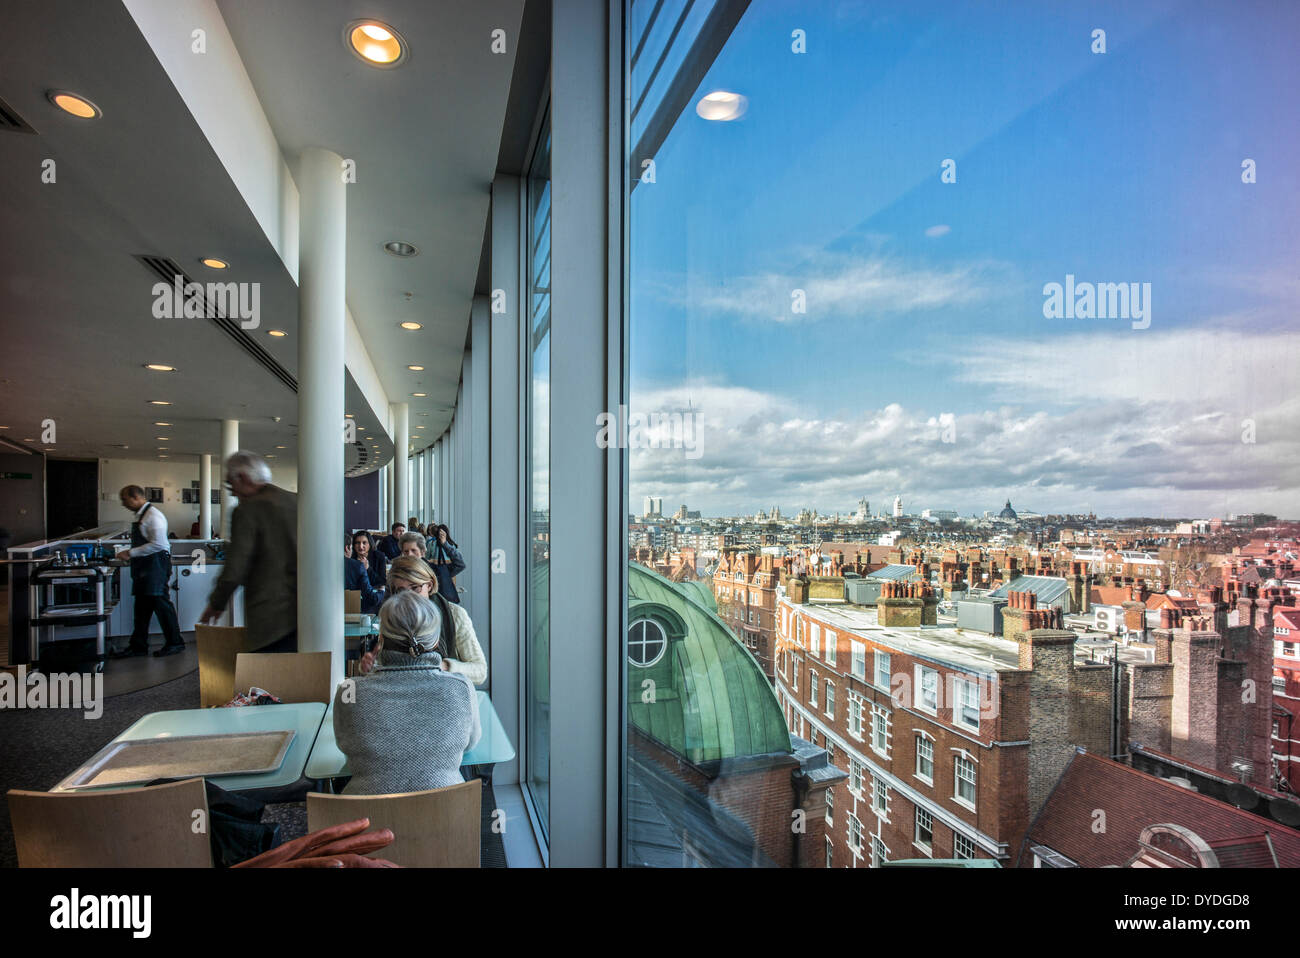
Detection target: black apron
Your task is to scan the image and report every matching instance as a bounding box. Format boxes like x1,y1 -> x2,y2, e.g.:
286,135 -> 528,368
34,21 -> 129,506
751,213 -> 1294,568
130,503 -> 171,596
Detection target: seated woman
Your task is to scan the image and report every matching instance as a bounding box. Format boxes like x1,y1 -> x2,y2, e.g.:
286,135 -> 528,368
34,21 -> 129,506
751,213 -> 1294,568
344,535 -> 381,614
333,591 -> 480,795
357,555 -> 487,685
351,529 -> 387,592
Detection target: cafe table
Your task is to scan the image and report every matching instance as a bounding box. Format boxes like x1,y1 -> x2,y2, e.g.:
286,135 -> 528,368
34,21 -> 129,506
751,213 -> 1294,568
305,690 -> 514,788
50,702 -> 327,793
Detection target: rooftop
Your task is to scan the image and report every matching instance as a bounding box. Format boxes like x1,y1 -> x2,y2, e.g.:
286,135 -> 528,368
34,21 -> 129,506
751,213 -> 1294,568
792,600 -> 1021,673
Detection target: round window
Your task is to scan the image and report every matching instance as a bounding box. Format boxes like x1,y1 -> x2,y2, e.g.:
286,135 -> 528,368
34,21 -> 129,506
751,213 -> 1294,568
628,618 -> 668,668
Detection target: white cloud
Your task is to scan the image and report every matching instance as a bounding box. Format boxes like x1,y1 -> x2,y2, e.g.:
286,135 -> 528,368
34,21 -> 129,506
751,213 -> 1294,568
627,376 -> 1300,518
669,251 -> 1006,324
924,224 -> 951,238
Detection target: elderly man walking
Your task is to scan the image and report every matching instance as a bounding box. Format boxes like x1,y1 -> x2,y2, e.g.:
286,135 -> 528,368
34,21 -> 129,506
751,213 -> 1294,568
199,451 -> 299,652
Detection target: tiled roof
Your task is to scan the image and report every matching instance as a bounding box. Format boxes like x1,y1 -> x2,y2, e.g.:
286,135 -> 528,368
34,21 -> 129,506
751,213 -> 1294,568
1090,586 -> 1132,607
1020,750 -> 1300,868
1274,607 -> 1300,632
988,575 -> 1071,606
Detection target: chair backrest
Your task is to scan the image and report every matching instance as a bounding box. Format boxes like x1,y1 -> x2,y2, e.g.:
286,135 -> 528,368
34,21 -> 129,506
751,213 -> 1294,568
306,780 -> 481,867
195,624 -> 250,708
344,590 -> 362,614
233,651 -> 333,704
8,778 -> 211,867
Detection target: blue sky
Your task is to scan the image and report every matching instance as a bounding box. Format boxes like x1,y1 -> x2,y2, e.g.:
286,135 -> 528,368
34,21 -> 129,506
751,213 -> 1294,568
628,0 -> 1300,519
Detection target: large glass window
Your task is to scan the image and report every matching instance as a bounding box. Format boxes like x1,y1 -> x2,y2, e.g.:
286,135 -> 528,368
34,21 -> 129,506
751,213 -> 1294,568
620,0 -> 1297,868
525,116 -> 552,841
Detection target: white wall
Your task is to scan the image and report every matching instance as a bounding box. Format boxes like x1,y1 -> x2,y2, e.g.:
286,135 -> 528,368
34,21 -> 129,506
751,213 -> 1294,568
97,457 -> 298,535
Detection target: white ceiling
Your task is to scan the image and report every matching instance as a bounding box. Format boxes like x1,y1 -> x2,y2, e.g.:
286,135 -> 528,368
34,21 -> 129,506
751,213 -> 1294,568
0,0 -> 308,473
218,0 -> 525,449
0,0 -> 524,476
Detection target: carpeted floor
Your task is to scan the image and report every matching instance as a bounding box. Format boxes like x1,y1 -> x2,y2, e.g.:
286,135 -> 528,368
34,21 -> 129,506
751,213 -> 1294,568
0,670 -> 507,868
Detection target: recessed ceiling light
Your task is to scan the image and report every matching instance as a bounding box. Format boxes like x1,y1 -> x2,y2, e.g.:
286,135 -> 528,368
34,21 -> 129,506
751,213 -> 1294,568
407,364 -> 424,371
24,438 -> 35,442
200,257 -> 229,270
268,329 -> 287,337
153,421 -> 171,426
157,447 -> 168,451
159,455 -> 169,459
145,364 -> 175,372
346,20 -> 408,67
156,436 -> 170,441
345,413 -> 354,418
48,90 -> 101,119
149,400 -> 171,406
696,90 -> 748,122
383,241 -> 419,257
416,425 -> 426,429
412,392 -> 427,398
0,426 -> 8,429
266,454 -> 276,459
275,445 -> 286,449
399,322 -> 422,331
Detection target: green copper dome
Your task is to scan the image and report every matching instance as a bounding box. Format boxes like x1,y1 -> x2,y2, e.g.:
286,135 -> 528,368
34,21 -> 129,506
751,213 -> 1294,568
628,563 -> 791,764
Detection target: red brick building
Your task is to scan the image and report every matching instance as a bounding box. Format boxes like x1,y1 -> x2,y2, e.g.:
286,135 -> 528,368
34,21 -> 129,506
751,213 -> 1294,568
773,575 -> 1280,866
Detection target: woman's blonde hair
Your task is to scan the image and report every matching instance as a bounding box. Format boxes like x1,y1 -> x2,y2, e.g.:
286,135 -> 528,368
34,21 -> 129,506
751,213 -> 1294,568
377,590 -> 441,657
386,554 -> 435,592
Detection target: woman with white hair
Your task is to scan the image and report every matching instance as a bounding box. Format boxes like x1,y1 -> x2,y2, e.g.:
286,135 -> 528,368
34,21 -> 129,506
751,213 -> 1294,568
333,590 -> 481,795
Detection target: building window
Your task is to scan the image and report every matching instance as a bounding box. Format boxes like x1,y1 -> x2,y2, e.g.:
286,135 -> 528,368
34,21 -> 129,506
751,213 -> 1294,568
793,656 -> 800,690
872,836 -> 888,868
953,833 -> 975,859
872,776 -> 889,817
954,676 -> 980,732
849,815 -> 863,852
915,808 -> 933,853
825,630 -> 836,666
916,736 -> 934,783
848,695 -> 864,739
810,672 -> 819,708
825,787 -> 833,825
916,666 -> 939,713
849,758 -> 862,794
871,704 -> 891,758
826,837 -> 833,869
874,651 -> 891,691
810,623 -> 820,657
825,681 -> 835,718
851,641 -> 866,680
627,618 -> 668,667
954,755 -> 977,808
1285,642 -> 1297,657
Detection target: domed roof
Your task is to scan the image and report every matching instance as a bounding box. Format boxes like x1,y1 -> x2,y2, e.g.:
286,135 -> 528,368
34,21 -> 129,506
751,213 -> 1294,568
998,499 -> 1018,519
628,563 -> 791,763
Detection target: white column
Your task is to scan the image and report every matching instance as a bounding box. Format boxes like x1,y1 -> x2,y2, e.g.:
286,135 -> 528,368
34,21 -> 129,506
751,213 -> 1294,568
198,454 -> 212,540
392,402 -> 409,528
219,419 -> 239,537
297,146 -> 346,687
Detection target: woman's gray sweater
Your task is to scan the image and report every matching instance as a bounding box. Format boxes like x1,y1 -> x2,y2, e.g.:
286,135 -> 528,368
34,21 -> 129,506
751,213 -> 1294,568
333,650 -> 481,795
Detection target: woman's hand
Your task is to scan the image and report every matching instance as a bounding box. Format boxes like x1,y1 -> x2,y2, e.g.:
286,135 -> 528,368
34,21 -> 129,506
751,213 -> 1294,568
360,650 -> 376,674
441,659 -> 451,672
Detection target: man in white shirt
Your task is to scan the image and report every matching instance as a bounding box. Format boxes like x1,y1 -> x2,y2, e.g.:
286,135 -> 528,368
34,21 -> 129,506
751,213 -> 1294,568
111,485 -> 184,657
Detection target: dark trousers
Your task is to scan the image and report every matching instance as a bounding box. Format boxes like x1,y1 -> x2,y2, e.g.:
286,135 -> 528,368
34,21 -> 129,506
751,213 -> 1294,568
130,592 -> 183,651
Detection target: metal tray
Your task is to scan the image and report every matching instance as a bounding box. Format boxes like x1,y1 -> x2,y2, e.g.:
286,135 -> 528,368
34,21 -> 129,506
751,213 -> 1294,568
55,729 -> 296,791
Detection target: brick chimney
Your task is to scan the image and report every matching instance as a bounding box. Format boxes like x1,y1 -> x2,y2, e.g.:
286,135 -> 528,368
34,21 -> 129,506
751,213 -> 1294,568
1018,619 -> 1079,815
878,580 -> 926,627
789,577 -> 809,604
1169,623 -> 1223,772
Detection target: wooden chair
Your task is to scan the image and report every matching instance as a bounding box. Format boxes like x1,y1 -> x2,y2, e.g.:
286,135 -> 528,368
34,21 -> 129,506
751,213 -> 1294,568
8,778 -> 211,867
344,590 -> 362,614
307,780 -> 481,867
234,651 -> 333,704
196,624 -> 254,708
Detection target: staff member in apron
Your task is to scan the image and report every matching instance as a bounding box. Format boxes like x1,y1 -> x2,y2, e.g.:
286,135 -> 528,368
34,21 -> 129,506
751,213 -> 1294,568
111,485 -> 185,657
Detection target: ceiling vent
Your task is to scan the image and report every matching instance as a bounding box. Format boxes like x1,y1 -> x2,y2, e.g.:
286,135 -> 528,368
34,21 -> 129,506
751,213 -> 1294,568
135,255 -> 296,394
0,96 -> 37,134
